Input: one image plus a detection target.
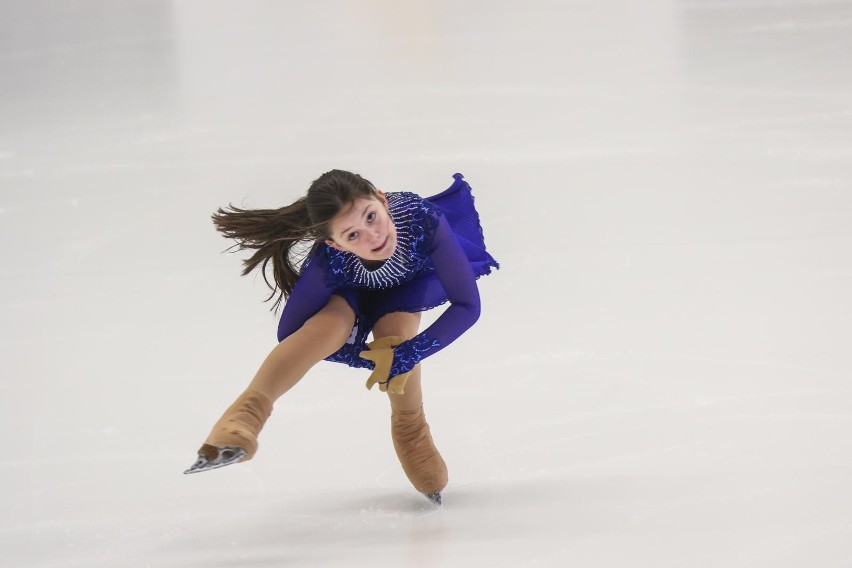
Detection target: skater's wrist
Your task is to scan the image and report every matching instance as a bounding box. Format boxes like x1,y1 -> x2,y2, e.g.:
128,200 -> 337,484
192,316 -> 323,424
389,334 -> 441,376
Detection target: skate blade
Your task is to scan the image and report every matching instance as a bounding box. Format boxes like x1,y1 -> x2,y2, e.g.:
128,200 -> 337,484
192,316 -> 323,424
423,492 -> 442,506
183,446 -> 246,474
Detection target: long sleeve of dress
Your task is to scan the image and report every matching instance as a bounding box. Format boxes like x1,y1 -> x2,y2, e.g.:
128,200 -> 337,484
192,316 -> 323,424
388,212 -> 482,377
275,254 -> 333,342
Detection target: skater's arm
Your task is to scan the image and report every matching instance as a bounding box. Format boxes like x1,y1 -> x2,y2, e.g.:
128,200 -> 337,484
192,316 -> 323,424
276,254 -> 335,342
387,213 -> 481,377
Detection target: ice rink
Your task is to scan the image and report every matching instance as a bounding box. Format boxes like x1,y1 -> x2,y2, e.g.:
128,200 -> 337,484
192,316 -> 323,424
2,1 -> 851,566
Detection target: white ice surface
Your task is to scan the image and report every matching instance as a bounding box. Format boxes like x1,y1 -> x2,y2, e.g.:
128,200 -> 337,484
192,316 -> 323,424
2,1 -> 852,567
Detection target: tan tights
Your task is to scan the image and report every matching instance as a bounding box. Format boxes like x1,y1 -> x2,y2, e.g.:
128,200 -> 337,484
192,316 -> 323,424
201,296 -> 448,494
374,314 -> 448,495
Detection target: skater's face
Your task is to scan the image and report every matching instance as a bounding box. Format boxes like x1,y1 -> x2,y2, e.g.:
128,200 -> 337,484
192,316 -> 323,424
325,191 -> 397,262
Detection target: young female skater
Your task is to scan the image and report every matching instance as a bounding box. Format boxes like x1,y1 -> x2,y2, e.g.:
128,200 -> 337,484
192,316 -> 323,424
185,170 -> 499,505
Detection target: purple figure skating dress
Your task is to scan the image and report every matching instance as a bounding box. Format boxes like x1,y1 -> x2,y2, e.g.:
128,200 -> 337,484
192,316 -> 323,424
276,173 -> 499,377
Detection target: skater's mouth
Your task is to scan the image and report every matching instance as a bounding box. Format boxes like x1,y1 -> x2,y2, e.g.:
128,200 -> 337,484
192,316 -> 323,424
372,237 -> 389,253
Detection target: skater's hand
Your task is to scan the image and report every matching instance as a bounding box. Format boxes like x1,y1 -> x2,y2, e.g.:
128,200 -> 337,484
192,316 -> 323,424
360,336 -> 412,394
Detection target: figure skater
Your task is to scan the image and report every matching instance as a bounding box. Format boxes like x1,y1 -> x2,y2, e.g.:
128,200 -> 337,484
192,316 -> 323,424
184,170 -> 499,505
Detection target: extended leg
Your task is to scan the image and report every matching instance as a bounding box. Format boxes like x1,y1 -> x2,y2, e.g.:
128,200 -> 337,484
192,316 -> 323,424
373,312 -> 448,504
185,295 -> 355,474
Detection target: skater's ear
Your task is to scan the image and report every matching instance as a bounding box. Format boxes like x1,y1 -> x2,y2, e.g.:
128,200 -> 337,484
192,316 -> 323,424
376,190 -> 389,208
325,238 -> 345,252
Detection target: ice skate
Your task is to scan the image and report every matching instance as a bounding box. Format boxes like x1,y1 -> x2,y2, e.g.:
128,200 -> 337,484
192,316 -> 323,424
391,404 -> 448,504
184,389 -> 273,475
424,492 -> 442,506
184,444 -> 247,474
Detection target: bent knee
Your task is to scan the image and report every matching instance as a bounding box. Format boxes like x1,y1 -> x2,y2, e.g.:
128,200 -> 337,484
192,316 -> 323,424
373,311 -> 421,341
302,295 -> 356,343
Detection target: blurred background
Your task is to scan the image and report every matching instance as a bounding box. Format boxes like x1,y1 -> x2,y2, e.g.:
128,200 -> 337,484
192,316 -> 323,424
1,1 -> 851,566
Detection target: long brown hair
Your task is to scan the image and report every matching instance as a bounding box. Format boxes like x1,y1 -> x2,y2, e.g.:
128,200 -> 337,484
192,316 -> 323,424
212,169 -> 377,311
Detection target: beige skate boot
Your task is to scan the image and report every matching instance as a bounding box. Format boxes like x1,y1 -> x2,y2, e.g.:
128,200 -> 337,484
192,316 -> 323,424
184,389 -> 273,474
391,404 -> 448,505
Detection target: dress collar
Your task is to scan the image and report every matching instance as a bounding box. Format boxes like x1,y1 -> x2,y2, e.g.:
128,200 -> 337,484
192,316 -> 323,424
325,192 -> 423,289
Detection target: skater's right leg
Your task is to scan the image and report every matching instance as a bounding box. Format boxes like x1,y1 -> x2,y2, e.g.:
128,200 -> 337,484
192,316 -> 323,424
372,312 -> 448,504
246,295 -> 356,401
185,295 -> 355,474
387,367 -> 448,504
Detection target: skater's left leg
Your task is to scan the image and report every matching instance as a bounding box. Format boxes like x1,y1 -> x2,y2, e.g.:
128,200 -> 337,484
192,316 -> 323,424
186,295 -> 355,474
373,312 -> 448,503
